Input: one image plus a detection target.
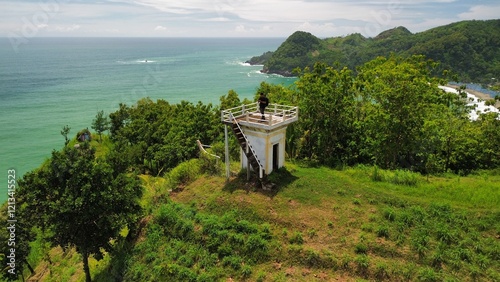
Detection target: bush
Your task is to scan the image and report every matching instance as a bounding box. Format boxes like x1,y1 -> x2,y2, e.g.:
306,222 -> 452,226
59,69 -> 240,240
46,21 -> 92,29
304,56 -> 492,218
289,232 -> 304,244
167,159 -> 201,188
371,165 -> 385,182
355,243 -> 368,254
355,254 -> 370,275
391,170 -> 419,186
383,208 -> 397,222
376,225 -> 390,238
241,265 -> 252,278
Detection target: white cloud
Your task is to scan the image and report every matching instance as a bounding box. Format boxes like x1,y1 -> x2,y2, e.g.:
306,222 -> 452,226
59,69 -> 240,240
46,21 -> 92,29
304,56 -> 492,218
0,0 -> 497,37
297,22 -> 337,36
56,24 -> 81,32
458,4 -> 500,20
154,25 -> 167,31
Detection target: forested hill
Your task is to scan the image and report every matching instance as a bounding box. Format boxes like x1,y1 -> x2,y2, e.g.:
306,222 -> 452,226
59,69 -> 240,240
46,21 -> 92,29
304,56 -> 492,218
247,19 -> 500,83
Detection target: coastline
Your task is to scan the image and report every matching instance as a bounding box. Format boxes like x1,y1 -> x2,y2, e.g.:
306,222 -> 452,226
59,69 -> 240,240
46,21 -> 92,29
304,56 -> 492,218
446,84 -> 500,107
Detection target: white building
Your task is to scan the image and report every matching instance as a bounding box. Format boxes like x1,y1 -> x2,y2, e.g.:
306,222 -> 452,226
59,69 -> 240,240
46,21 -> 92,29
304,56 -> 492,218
221,103 -> 299,179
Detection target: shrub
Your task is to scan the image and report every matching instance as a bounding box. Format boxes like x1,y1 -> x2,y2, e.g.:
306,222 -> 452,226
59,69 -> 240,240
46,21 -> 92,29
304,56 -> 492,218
376,225 -> 390,238
375,262 -> 389,280
307,228 -> 317,238
371,165 -> 385,182
222,255 -> 242,270
383,208 -> 397,222
391,169 -> 419,186
355,254 -> 370,275
340,254 -> 352,270
304,249 -> 321,267
256,271 -> 267,282
435,224 -> 456,245
355,243 -> 368,254
241,265 -> 252,278
417,267 -> 439,282
411,230 -> 430,259
245,234 -> 269,260
167,159 -> 200,188
289,232 -> 304,244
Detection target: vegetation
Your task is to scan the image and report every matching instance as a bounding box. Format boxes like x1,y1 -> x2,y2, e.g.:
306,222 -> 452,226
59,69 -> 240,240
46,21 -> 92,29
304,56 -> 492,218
12,142 -> 143,282
2,51 -> 500,281
250,20 -> 500,86
91,110 -> 110,143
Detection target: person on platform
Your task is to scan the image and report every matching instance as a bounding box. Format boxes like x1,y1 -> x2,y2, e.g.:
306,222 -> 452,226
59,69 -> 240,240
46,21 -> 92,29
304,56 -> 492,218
258,92 -> 269,120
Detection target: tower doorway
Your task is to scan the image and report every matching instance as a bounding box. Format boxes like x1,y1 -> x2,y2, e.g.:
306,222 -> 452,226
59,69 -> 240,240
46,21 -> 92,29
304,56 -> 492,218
273,143 -> 279,171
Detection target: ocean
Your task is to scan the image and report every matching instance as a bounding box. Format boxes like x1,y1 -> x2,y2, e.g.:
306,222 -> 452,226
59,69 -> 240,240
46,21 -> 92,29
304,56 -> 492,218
0,37 -> 294,203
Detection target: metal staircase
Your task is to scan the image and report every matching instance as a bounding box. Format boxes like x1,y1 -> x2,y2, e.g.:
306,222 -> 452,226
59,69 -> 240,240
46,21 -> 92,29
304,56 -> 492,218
229,114 -> 265,179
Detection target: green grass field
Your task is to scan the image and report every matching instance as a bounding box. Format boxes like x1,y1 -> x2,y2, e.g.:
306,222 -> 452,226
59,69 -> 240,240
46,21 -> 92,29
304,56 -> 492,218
23,161 -> 500,281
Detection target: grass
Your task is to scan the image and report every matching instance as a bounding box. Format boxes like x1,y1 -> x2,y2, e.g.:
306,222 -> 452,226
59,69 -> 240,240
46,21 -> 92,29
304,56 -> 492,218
18,162 -> 500,281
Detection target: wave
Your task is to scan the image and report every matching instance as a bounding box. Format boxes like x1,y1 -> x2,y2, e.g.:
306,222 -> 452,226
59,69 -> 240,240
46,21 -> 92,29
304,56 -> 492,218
116,59 -> 157,65
439,86 -> 499,120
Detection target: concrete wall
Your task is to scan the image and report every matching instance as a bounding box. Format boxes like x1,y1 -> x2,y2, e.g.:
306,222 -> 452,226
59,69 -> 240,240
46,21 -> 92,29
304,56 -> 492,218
240,126 -> 287,174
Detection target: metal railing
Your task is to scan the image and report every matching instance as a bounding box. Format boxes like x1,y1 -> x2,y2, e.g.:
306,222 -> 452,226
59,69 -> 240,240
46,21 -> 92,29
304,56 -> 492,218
221,102 -> 298,126
228,112 -> 264,179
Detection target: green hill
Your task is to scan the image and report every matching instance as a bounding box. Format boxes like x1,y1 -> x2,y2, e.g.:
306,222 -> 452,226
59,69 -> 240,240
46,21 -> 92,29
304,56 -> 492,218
249,19 -> 500,84
19,162 -> 500,281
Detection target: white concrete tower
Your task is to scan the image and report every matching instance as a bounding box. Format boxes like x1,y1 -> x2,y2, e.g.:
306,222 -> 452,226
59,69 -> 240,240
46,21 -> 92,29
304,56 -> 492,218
222,102 -> 298,179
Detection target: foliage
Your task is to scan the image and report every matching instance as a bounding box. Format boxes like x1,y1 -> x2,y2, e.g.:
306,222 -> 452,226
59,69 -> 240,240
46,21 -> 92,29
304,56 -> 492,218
262,31 -> 321,76
16,142 -> 143,282
60,125 -> 71,145
124,202 -> 274,281
91,110 -> 110,143
251,20 -> 500,84
109,98 -> 223,175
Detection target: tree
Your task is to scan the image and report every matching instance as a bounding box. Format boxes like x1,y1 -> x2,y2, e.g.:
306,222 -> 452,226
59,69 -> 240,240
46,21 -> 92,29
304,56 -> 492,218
91,110 -> 110,142
356,55 -> 446,169
17,142 -> 143,282
294,62 -> 357,165
60,125 -> 71,145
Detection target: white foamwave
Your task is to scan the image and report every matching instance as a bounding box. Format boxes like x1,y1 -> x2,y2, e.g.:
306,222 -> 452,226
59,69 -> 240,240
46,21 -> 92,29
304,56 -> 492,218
439,86 -> 499,120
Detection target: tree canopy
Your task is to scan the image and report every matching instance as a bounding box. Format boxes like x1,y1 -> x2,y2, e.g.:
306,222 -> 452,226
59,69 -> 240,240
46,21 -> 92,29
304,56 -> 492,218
16,142 -> 143,282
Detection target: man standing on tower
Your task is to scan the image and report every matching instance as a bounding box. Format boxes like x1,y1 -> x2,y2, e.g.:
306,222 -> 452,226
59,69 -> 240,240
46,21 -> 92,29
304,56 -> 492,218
258,92 -> 269,120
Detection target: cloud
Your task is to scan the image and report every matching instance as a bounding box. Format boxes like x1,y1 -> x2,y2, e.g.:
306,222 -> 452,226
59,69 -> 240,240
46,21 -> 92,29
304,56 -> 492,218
55,24 -> 81,32
458,4 -> 500,20
1,0 -> 497,37
154,25 -> 167,31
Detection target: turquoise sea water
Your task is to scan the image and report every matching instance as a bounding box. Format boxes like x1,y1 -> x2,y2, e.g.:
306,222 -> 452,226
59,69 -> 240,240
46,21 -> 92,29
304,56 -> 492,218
0,37 -> 294,203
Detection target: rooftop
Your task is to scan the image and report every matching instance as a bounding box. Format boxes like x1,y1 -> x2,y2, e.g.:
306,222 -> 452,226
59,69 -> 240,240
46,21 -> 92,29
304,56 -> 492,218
221,102 -> 299,130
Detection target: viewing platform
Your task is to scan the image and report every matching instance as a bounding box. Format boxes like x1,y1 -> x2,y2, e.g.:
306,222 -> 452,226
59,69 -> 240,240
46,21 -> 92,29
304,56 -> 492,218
221,102 -> 299,131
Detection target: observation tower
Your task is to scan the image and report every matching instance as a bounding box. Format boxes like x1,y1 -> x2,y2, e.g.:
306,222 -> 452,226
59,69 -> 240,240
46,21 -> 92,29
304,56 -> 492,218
221,102 -> 299,180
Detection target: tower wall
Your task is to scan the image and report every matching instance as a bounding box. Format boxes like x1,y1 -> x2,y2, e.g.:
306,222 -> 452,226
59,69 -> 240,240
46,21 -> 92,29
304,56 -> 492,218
240,125 -> 287,174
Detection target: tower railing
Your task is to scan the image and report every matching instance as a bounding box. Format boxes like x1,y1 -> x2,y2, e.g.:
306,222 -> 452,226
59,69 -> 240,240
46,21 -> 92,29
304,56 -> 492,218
221,102 -> 298,127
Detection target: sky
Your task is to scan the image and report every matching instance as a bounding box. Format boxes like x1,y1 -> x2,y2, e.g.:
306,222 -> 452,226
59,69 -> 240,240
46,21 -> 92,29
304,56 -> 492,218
1,0 -> 499,38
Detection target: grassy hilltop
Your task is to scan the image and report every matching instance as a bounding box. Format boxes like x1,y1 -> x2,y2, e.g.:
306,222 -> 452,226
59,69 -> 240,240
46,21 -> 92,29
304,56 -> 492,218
17,158 -> 500,281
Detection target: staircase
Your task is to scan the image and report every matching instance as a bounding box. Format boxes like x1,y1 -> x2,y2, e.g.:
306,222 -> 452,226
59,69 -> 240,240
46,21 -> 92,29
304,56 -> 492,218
230,119 -> 265,179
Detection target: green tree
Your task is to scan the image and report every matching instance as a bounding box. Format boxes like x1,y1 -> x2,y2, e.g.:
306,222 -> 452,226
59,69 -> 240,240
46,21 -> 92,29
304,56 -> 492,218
17,142 -> 143,282
294,62 -> 357,165
91,110 -> 110,142
357,55 -> 446,169
60,125 -> 71,145
219,89 -> 241,110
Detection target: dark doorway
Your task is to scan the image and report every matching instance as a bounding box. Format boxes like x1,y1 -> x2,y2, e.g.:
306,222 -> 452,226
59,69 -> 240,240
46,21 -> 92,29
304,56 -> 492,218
273,143 -> 279,170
